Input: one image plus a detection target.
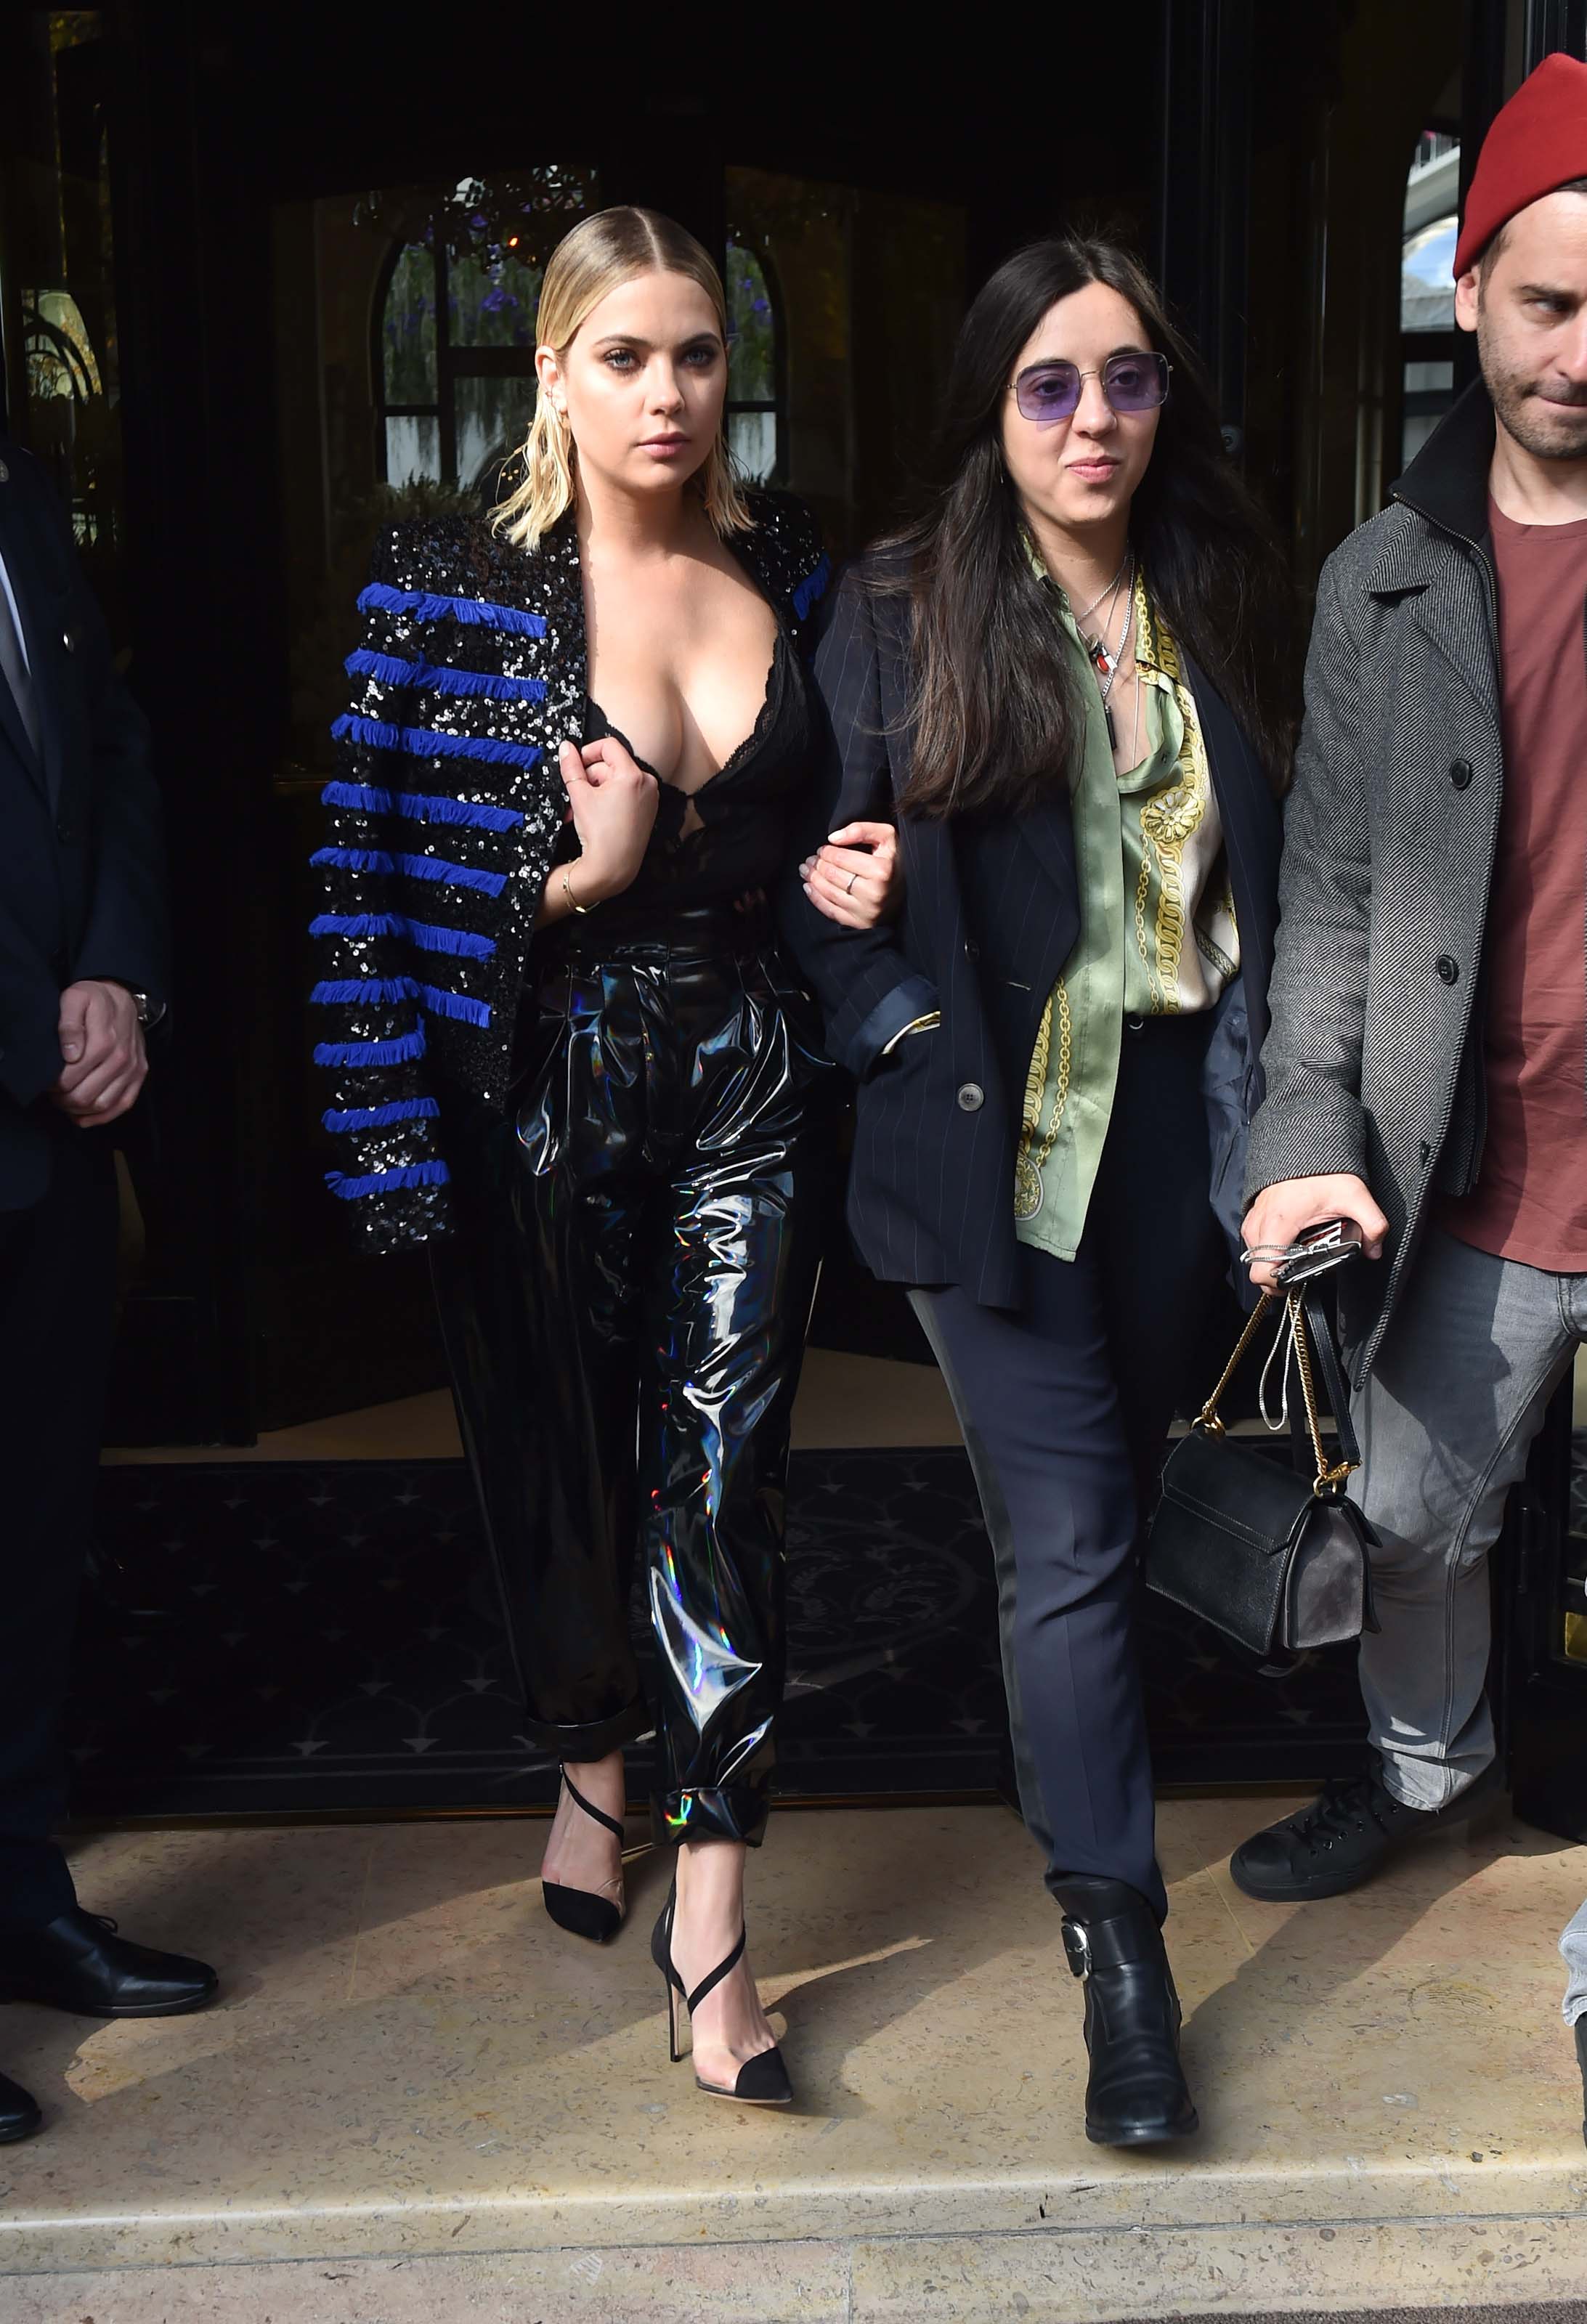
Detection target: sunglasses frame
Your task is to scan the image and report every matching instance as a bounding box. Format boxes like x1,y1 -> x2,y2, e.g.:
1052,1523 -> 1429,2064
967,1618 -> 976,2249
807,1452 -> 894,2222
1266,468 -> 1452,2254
1010,352 -> 1173,425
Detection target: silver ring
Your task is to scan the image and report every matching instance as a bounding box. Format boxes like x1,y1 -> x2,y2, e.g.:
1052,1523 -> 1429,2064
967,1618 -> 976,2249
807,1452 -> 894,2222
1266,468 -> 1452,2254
846,870 -> 859,893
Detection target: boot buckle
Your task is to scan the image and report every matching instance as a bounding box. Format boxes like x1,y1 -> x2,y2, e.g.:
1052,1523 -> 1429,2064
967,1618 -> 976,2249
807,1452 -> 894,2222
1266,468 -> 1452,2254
1061,1919 -> 1091,1979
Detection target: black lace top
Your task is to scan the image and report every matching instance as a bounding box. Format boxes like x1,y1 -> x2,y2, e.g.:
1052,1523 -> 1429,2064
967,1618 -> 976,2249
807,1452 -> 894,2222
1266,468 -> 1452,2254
559,625 -> 818,911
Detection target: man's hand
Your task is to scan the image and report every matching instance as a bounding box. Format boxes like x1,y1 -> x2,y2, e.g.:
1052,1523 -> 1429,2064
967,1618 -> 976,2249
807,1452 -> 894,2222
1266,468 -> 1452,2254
1241,1172 -> 1389,1291
48,980 -> 147,1128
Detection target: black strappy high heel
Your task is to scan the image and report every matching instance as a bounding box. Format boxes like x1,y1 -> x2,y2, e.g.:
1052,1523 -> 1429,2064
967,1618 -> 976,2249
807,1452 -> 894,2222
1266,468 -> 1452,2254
541,1768 -> 626,1945
649,1877 -> 792,2105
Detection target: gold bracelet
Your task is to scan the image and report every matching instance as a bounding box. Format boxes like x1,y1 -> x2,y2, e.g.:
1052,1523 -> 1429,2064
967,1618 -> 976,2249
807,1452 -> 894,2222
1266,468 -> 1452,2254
562,864 -> 592,917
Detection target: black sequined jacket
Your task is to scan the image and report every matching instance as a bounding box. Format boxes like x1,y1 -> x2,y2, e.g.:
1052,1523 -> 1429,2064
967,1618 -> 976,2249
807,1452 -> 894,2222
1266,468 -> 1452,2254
309,492 -> 830,1251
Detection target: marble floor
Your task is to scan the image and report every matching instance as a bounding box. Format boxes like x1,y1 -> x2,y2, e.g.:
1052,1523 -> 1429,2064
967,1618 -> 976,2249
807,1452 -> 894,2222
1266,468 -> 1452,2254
2,1797 -> 1586,2321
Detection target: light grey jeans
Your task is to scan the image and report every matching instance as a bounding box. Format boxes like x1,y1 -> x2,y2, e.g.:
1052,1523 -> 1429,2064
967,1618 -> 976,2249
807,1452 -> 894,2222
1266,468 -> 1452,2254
1352,1224 -> 1587,2023
1355,1223 -> 1587,1805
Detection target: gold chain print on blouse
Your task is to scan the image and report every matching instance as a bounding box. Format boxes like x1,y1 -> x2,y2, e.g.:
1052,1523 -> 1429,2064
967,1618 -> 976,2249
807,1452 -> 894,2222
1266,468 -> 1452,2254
1132,577 -> 1206,1015
1013,977 -> 1073,1221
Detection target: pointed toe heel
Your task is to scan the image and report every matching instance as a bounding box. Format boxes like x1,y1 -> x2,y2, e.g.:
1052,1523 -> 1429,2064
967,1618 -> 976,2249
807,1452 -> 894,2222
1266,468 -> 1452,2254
652,1880 -> 793,2107
542,1881 -> 622,1945
720,2044 -> 792,2106
541,1768 -> 627,1945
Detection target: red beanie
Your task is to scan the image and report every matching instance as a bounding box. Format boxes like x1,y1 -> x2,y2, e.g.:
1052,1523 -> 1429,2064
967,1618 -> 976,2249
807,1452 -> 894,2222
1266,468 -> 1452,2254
1454,52 -> 1587,276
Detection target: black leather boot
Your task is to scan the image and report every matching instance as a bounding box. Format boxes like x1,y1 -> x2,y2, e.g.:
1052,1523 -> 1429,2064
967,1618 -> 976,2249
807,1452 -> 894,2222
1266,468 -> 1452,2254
1575,2018 -> 1586,2150
0,2071 -> 41,2143
1055,1877 -> 1198,2147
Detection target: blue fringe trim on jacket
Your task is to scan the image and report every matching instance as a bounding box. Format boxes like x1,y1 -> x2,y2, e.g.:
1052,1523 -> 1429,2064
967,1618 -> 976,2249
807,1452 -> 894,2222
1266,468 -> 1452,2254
311,977 -> 489,1027
309,911 -> 496,960
313,1028 -> 427,1069
325,1158 -> 452,1200
416,983 -> 491,1028
322,1096 -> 442,1134
345,646 -> 548,704
793,554 -> 832,622
394,851 -> 507,895
310,846 -> 507,896
310,976 -> 417,1007
355,582 -> 548,639
332,712 -> 543,773
322,779 -> 523,832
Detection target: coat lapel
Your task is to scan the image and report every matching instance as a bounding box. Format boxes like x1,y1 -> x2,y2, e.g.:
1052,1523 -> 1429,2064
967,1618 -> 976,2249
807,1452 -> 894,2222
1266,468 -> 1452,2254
0,465 -> 49,799
1012,800 -> 1078,917
1365,521 -> 1501,741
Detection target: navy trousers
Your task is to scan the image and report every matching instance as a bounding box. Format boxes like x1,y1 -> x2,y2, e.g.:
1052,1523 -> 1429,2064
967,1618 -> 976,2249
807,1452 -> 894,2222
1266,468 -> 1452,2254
909,1012 -> 1228,1924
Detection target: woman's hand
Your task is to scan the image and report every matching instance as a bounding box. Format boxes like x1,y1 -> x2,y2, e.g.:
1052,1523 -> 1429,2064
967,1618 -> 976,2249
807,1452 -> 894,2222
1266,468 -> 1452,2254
559,734 -> 659,904
799,820 -> 901,932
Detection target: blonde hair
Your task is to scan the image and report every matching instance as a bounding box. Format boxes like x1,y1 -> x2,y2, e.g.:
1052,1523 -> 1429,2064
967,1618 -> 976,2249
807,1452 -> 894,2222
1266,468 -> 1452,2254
492,207 -> 752,552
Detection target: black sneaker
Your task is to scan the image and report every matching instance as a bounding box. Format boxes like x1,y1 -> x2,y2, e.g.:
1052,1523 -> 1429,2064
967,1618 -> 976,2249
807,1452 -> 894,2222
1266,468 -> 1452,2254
1230,1768 -> 1445,1902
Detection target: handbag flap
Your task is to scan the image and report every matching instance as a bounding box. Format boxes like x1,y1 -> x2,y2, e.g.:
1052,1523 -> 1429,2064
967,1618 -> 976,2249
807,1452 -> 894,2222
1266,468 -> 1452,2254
1145,1426 -> 1316,1657
1158,1427 -> 1313,1554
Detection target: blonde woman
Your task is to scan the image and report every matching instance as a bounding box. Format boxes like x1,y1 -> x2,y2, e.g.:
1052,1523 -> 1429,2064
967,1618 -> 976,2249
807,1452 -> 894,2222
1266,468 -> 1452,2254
309,208 -> 896,2106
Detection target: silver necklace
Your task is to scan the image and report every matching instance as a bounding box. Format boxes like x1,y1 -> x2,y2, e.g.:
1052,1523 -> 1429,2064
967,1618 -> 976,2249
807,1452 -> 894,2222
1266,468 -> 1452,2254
1071,547 -> 1131,633
1086,563 -> 1135,748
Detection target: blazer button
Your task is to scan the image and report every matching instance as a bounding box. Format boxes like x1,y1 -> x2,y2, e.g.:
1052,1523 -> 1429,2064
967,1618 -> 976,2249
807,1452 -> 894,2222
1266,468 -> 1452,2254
61,628 -> 76,654
964,938 -> 980,960
1419,1139 -> 1432,1166
957,1082 -> 984,1112
56,816 -> 78,844
1449,759 -> 1473,791
1436,955 -> 1459,986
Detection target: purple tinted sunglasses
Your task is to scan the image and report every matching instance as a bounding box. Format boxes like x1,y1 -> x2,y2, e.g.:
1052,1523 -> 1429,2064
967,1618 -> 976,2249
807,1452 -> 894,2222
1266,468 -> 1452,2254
1011,352 -> 1172,424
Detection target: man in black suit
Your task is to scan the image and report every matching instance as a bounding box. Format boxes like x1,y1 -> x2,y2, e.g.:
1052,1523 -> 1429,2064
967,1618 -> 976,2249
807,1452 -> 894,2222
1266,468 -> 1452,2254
0,436 -> 216,2145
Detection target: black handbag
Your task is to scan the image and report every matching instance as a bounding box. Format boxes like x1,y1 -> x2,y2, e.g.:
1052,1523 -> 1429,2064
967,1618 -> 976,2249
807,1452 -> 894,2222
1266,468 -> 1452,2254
1143,1285 -> 1378,1659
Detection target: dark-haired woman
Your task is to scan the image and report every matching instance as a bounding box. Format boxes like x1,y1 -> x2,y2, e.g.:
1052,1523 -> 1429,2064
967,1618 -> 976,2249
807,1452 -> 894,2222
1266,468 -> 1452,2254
785,235 -> 1294,2145
309,207 -> 896,2111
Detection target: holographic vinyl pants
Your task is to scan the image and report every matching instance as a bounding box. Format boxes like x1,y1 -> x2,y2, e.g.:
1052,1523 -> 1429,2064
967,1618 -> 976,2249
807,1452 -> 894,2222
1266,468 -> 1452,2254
431,909 -> 831,1848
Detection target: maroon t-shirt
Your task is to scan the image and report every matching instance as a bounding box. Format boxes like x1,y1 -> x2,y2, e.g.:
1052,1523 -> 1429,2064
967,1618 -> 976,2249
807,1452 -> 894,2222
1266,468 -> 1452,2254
1441,497 -> 1587,1270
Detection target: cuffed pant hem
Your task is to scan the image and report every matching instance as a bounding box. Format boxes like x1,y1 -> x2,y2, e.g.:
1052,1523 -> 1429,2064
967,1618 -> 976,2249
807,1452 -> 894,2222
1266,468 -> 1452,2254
521,1701 -> 651,1763
1376,1747 -> 1493,1814
652,1784 -> 770,1848
1045,1861 -> 1169,1926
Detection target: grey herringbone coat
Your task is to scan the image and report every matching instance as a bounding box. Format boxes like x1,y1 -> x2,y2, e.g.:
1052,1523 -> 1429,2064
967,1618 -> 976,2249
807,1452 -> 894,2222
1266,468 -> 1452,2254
1245,384 -> 1527,1385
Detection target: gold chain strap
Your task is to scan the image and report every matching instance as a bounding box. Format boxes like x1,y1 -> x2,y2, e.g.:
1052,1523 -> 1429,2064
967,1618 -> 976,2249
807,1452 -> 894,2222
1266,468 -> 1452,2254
1193,1291 -> 1357,1498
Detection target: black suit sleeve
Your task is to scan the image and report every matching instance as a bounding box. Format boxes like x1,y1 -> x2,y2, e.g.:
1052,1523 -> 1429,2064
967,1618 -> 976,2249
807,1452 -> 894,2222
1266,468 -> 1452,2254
49,488 -> 169,1004
0,914 -> 73,1113
777,570 -> 937,1079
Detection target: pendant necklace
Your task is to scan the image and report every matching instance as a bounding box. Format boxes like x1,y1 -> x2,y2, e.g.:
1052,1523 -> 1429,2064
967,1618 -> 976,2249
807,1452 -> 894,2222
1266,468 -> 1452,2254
1084,561 -> 1135,749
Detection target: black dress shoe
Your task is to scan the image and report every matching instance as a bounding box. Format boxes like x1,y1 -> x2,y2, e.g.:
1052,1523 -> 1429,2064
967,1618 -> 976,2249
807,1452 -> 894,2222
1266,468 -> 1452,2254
1056,1877 -> 1198,2148
0,2072 -> 41,2144
1230,1767 -> 1449,1903
0,1910 -> 217,2018
1575,2019 -> 1586,2150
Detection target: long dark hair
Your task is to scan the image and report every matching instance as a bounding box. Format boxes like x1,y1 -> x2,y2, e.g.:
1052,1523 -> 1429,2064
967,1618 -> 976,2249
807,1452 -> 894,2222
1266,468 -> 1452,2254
879,234 -> 1298,818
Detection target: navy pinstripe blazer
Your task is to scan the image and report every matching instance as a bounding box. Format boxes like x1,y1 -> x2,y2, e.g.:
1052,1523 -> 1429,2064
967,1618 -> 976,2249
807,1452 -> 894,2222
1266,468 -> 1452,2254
779,559 -> 1281,1309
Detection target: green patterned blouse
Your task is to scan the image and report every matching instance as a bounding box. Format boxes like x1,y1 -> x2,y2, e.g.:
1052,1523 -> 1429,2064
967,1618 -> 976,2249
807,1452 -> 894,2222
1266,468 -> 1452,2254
1014,554 -> 1239,1261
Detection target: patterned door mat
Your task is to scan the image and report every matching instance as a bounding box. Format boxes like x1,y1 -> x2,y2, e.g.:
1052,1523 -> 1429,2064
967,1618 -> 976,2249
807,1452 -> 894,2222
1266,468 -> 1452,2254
70,1451 -> 1368,1817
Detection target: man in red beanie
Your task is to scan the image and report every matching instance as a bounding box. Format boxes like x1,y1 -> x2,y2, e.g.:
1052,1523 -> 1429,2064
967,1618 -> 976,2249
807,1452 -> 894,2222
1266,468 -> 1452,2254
1227,54 -> 1587,2111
